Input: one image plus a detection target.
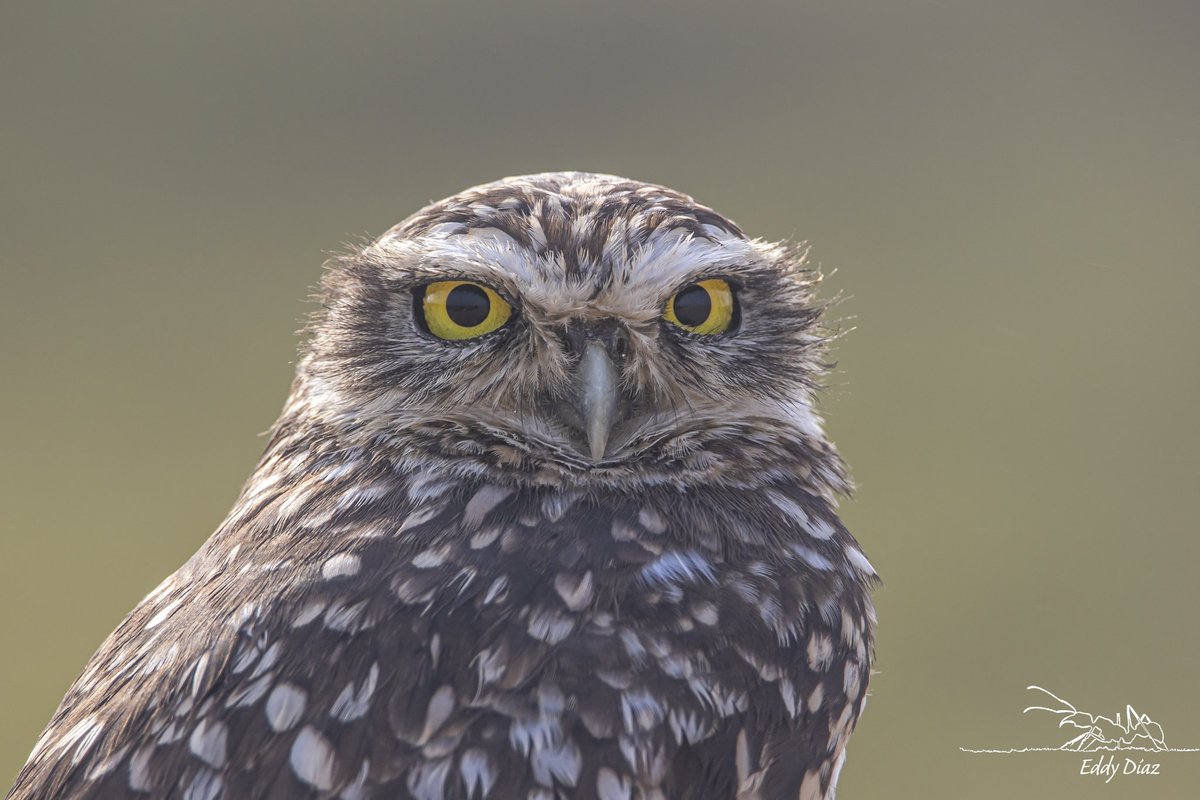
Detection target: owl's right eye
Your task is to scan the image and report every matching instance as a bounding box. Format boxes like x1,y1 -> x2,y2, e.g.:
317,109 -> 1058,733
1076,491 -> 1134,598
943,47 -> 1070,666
418,280 -> 513,340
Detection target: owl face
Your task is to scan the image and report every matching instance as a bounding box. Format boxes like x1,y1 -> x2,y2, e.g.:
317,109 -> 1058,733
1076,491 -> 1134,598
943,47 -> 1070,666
303,173 -> 829,485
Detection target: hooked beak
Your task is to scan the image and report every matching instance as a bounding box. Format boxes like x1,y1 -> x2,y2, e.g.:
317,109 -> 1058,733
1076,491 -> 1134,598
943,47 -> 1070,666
577,340 -> 619,460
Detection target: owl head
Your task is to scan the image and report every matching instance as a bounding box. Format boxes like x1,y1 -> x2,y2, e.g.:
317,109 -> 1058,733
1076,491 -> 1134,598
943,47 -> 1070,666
296,173 -> 838,490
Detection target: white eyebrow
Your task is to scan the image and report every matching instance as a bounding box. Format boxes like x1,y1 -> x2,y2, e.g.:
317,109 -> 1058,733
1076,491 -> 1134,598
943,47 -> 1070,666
368,225 -> 781,322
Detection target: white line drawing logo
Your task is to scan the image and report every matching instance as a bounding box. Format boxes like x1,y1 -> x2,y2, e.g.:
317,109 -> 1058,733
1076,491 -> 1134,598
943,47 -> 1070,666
961,686 -> 1198,754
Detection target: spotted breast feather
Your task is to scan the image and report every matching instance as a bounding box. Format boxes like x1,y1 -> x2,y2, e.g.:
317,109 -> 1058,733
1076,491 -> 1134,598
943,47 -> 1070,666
8,475 -> 875,800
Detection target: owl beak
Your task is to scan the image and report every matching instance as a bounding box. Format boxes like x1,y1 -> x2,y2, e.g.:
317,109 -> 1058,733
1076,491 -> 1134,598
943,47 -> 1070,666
578,340 -> 619,460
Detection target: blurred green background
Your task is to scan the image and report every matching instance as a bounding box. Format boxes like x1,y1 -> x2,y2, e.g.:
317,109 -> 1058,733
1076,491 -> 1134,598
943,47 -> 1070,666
2,1 -> 1198,797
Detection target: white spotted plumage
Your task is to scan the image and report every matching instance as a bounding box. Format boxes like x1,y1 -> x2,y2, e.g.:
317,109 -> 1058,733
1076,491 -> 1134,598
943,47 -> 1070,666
264,683 -> 307,731
9,172 -> 875,800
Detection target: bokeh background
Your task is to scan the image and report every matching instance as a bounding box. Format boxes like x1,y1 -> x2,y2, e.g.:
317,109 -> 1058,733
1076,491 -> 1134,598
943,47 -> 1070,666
3,1 -> 1198,797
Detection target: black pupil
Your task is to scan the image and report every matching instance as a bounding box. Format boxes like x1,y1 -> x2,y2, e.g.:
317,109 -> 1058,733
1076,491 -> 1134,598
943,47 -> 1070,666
445,284 -> 491,328
673,284 -> 712,327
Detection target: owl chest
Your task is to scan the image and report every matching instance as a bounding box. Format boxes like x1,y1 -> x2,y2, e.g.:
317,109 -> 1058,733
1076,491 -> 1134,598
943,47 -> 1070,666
392,530 -> 838,691
386,537 -> 867,756
369,484 -> 868,703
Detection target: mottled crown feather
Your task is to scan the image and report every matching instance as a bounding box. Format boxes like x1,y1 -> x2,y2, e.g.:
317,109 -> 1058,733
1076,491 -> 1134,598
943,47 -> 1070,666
392,172 -> 746,265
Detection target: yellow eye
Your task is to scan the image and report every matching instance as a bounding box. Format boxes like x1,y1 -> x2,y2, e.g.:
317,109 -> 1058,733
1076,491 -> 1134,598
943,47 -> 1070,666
664,278 -> 736,335
420,280 -> 513,340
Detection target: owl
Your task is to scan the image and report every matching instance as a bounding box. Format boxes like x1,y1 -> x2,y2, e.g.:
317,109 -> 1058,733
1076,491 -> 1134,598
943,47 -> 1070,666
8,172 -> 876,800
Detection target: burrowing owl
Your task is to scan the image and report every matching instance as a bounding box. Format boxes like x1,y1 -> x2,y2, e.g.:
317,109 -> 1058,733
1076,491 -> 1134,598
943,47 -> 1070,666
9,173 -> 876,800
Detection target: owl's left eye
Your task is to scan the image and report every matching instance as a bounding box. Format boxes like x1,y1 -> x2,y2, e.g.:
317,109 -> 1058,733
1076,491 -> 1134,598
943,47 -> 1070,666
664,278 -> 737,335
418,281 -> 513,340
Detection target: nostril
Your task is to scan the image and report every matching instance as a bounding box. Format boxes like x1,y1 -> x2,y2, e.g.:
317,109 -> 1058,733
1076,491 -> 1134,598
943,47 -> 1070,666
561,321 -> 631,364
612,328 -> 630,361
